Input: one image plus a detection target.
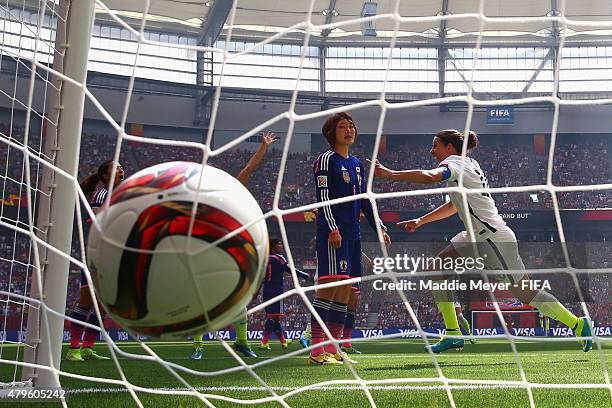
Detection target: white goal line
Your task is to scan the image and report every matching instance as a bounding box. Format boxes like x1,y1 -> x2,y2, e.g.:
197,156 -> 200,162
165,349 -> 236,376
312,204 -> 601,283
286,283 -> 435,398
66,382 -> 612,396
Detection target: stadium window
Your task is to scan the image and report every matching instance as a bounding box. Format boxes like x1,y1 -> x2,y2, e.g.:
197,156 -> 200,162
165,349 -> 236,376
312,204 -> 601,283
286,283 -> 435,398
43,14 -> 52,28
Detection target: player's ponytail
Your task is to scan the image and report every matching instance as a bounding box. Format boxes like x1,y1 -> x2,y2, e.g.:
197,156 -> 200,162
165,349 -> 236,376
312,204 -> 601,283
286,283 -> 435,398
466,131 -> 479,150
322,112 -> 358,148
436,129 -> 479,153
80,160 -> 113,199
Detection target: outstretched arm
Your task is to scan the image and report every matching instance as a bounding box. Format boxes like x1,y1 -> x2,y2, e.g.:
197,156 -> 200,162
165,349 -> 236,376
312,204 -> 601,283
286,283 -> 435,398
294,267 -> 311,280
282,262 -> 311,280
236,131 -> 278,186
366,159 -> 450,184
397,201 -> 457,232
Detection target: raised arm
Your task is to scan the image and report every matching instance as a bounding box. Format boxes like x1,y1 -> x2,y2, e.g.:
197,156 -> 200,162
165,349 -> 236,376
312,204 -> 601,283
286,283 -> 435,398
236,131 -> 278,186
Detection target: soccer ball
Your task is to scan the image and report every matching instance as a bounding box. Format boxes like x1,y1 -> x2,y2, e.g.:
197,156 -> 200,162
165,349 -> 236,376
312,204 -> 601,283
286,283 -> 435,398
86,161 -> 268,339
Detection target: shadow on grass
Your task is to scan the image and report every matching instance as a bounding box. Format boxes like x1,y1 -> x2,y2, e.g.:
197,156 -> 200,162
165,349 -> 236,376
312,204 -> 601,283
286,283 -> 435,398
362,359 -> 590,372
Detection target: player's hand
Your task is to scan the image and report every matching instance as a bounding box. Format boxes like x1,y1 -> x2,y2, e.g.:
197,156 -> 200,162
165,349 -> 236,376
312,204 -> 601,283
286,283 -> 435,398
365,159 -> 394,179
397,218 -> 422,233
261,131 -> 278,147
328,230 -> 342,249
382,231 -> 391,247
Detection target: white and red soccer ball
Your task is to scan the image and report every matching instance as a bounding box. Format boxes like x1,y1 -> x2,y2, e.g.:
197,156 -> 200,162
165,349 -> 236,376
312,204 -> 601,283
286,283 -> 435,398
86,162 -> 268,340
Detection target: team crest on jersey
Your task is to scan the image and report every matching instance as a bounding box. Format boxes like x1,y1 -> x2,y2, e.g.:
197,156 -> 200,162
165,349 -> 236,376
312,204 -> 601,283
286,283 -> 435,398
317,175 -> 328,187
342,171 -> 350,183
355,167 -> 360,173
339,260 -> 348,271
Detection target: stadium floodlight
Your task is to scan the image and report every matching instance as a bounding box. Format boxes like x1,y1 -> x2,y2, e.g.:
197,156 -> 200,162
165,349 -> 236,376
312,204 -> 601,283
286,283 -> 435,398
361,1 -> 377,37
321,9 -> 339,17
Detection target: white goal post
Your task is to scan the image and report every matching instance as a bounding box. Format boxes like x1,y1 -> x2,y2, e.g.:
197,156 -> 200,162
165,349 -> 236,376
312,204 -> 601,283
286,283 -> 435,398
18,0 -> 95,389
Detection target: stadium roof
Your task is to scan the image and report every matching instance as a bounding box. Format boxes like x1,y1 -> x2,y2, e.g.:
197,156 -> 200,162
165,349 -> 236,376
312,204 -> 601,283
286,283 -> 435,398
98,0 -> 612,44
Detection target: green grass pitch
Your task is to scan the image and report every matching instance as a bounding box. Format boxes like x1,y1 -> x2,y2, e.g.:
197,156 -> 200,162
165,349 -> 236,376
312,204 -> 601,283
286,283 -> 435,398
2,339 -> 611,407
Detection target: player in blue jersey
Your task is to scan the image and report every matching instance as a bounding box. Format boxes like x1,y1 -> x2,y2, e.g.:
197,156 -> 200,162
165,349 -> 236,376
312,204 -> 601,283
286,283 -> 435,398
308,112 -> 391,366
66,160 -> 124,361
191,131 -> 278,360
258,238 -> 310,350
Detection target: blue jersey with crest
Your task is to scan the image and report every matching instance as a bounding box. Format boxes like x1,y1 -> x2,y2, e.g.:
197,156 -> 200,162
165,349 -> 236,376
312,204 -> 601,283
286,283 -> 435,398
313,150 -> 383,240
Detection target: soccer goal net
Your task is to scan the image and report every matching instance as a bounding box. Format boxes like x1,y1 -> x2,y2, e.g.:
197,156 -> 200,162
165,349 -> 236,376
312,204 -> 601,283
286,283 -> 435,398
0,0 -> 610,407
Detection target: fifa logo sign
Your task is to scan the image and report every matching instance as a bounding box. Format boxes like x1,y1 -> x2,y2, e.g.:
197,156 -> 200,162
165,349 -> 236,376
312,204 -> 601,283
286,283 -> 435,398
486,106 -> 514,124
489,109 -> 511,118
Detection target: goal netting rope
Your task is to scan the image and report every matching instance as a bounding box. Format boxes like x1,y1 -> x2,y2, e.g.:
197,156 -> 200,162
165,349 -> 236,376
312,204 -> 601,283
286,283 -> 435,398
0,0 -> 611,407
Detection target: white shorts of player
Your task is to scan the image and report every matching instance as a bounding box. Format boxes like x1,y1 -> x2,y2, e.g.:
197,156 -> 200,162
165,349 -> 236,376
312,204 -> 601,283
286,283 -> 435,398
451,225 -> 527,285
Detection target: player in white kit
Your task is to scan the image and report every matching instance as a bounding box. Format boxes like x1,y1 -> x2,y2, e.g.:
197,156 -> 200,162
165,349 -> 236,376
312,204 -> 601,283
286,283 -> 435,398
369,129 -> 592,353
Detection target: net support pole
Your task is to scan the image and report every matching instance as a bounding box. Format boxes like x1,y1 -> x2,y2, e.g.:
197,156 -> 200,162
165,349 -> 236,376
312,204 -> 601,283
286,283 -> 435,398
21,0 -> 95,388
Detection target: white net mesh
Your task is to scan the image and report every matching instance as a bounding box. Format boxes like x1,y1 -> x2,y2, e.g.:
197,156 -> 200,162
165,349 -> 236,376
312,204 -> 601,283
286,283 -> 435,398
0,0 -> 611,406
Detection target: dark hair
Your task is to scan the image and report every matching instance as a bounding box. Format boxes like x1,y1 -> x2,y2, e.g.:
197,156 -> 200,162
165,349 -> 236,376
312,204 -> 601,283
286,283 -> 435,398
269,238 -> 282,251
322,112 -> 358,148
80,160 -> 114,199
435,129 -> 479,153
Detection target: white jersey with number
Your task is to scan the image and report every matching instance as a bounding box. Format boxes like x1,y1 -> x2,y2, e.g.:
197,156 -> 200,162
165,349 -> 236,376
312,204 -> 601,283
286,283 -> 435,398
439,155 -> 506,235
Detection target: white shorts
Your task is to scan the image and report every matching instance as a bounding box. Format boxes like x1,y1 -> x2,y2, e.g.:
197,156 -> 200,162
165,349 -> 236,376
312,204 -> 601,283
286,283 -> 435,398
451,225 -> 526,284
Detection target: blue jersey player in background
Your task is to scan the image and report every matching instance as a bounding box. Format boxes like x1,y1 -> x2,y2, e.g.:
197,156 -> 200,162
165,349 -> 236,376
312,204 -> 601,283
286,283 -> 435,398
258,238 -> 310,350
308,112 -> 391,366
66,160 -> 124,362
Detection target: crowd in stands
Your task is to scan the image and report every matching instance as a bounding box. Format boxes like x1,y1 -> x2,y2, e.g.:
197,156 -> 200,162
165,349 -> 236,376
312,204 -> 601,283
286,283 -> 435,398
0,122 -> 611,335
537,140 -> 610,209
2,123 -> 609,215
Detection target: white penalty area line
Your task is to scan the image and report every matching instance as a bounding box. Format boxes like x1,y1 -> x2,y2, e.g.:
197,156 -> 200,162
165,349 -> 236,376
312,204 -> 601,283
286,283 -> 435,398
67,384 -> 537,395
